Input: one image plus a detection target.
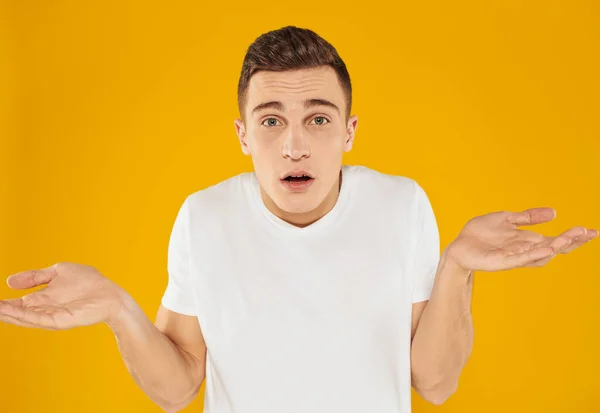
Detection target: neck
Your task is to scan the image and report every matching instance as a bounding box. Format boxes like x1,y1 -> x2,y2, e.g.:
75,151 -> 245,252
261,169 -> 343,228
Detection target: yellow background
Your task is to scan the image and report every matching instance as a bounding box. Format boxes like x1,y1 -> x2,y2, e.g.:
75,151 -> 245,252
1,1 -> 599,412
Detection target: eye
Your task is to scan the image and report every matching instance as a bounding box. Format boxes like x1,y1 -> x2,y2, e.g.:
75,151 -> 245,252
262,118 -> 281,127
310,116 -> 329,126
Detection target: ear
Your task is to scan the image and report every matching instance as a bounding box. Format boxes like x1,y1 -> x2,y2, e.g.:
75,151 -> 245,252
234,119 -> 251,156
343,115 -> 358,152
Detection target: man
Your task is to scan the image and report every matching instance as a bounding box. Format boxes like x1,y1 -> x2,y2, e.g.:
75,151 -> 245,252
0,26 -> 597,413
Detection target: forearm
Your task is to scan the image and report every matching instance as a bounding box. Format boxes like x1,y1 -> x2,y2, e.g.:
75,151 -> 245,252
105,291 -> 202,412
410,248 -> 474,402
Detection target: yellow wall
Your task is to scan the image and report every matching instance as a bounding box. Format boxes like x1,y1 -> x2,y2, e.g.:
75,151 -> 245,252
1,1 -> 598,412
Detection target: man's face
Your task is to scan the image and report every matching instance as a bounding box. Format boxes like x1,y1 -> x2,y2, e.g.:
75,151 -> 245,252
234,66 -> 358,216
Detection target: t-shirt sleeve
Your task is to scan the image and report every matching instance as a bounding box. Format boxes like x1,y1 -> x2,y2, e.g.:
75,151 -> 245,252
161,196 -> 198,316
411,182 -> 441,303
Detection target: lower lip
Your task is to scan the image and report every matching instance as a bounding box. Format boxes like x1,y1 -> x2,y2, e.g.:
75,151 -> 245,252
280,178 -> 314,192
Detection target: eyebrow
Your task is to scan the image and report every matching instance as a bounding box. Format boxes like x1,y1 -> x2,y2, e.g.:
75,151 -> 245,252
251,98 -> 340,115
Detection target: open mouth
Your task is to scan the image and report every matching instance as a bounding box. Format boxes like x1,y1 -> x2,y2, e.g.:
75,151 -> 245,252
280,172 -> 315,191
283,175 -> 313,182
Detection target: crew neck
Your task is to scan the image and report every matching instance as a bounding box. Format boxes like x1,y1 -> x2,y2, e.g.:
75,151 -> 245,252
249,165 -> 356,236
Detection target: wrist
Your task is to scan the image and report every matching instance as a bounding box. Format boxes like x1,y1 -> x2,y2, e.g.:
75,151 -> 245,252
441,246 -> 473,281
104,287 -> 136,331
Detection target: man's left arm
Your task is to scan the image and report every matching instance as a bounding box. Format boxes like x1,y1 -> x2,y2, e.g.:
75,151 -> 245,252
409,206 -> 597,406
410,248 -> 474,405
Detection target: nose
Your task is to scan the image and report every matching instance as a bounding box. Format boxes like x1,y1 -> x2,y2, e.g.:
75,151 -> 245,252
281,124 -> 310,160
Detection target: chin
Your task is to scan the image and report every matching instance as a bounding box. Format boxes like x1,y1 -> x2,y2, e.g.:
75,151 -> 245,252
275,195 -> 319,215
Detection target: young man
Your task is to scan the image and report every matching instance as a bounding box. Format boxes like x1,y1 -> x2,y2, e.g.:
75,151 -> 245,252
0,26 -> 596,413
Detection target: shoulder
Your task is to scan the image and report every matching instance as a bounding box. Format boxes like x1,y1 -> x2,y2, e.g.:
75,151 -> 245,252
183,172 -> 251,216
348,164 -> 421,201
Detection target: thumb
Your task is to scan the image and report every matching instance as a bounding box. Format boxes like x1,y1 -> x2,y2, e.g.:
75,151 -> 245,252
7,265 -> 58,289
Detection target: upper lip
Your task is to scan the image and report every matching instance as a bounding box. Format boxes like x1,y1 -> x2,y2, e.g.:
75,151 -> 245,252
281,169 -> 314,179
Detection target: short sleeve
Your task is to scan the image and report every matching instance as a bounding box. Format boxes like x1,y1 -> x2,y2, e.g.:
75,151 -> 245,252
411,182 -> 441,303
161,196 -> 198,316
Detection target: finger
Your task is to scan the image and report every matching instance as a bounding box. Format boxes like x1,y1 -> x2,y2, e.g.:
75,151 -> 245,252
524,227 -> 595,266
528,226 -> 586,250
0,300 -> 57,329
6,265 -> 58,290
2,293 -> 48,310
524,240 -> 570,268
559,228 -> 599,254
548,227 -> 586,250
0,313 -> 41,329
523,256 -> 552,267
506,208 -> 556,227
502,244 -> 555,268
2,297 -> 25,308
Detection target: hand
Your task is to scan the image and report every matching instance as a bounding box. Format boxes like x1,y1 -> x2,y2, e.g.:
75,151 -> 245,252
445,207 -> 599,273
0,262 -> 128,330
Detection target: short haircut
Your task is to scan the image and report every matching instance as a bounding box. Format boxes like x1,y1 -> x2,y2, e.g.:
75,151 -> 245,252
237,26 -> 352,121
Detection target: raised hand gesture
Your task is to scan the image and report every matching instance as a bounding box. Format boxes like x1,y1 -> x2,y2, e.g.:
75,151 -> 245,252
0,262 -> 127,330
446,207 -> 598,273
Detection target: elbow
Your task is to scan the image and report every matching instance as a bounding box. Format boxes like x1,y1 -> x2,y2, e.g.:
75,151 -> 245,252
157,400 -> 182,413
161,405 -> 189,413
161,405 -> 182,413
158,397 -> 191,413
159,389 -> 199,413
416,379 -> 458,406
157,379 -> 203,413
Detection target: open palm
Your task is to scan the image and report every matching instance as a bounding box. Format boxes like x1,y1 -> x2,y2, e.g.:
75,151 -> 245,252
0,262 -> 125,330
446,208 -> 598,272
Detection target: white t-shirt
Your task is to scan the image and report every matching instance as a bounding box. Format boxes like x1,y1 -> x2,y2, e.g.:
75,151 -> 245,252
161,164 -> 440,413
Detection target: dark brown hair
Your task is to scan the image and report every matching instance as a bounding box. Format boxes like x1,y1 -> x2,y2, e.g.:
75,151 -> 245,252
237,26 -> 352,121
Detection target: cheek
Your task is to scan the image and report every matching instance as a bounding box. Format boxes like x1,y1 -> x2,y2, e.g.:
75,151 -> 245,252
253,142 -> 279,161
249,129 -> 281,151
312,130 -> 345,153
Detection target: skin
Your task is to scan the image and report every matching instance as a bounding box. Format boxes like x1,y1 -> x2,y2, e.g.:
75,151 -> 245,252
234,65 -> 358,227
0,66 -> 597,409
410,208 -> 598,404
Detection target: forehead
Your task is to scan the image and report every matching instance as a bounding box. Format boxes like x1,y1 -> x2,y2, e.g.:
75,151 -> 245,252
246,66 -> 345,113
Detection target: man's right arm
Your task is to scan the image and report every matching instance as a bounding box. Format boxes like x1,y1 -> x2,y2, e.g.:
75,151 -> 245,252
106,290 -> 207,413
